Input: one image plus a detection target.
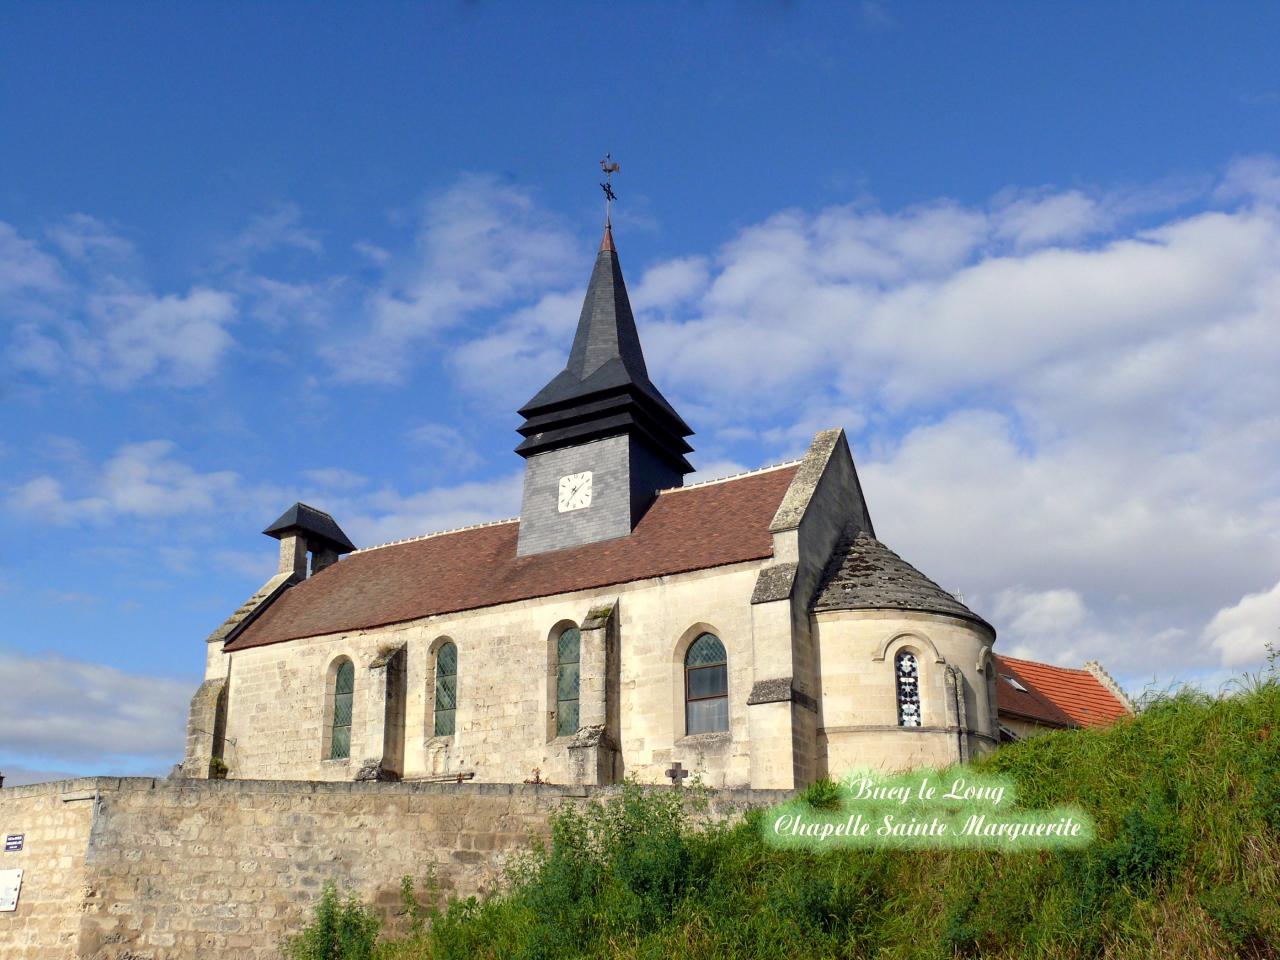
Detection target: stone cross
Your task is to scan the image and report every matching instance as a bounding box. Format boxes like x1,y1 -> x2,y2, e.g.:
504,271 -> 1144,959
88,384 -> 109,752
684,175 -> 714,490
665,761 -> 689,786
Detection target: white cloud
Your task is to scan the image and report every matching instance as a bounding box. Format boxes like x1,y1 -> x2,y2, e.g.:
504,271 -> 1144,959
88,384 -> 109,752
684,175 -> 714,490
344,473 -> 524,546
7,440 -> 248,525
449,289 -> 585,411
992,588 -> 1088,637
1203,580 -> 1280,667
632,256 -> 710,312
80,287 -> 237,386
0,221 -> 65,297
45,213 -> 136,262
4,438 -> 519,570
2,218 -> 240,388
0,765 -> 84,787
326,175 -> 578,384
1216,154 -> 1280,205
213,549 -> 277,581
991,190 -> 1107,248
405,423 -> 483,475
858,409 -> 1279,676
301,468 -> 368,491
222,203 -> 323,261
0,650 -> 192,767
687,459 -> 751,483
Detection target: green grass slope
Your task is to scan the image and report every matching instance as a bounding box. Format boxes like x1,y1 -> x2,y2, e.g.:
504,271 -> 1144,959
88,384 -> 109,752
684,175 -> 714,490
290,680 -> 1280,960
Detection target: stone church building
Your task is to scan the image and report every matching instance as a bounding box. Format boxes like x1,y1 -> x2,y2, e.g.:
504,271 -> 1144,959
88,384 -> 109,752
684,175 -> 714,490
182,223 -> 1130,791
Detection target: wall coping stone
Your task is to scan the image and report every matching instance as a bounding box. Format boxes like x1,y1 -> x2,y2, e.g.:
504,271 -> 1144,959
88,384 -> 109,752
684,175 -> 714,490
2,775 -> 795,807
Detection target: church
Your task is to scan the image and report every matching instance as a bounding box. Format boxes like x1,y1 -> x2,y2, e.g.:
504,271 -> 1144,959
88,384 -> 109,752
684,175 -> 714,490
181,221 -> 1131,791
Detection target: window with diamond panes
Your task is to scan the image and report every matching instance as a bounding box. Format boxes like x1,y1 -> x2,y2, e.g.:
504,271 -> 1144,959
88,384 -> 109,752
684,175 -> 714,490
433,642 -> 457,737
895,650 -> 922,727
330,660 -> 354,759
685,633 -> 728,735
555,627 -> 580,737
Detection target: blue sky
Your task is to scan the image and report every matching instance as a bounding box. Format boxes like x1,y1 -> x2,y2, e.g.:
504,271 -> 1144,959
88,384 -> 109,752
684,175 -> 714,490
2,2 -> 1279,784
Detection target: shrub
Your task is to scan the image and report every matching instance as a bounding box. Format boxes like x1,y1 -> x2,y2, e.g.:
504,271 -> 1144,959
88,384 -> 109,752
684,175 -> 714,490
283,882 -> 381,960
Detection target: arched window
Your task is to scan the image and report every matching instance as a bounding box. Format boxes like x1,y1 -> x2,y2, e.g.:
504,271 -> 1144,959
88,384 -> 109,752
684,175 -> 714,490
330,659 -> 354,759
685,633 -> 728,734
433,642 -> 458,737
555,626 -> 580,737
896,650 -> 921,727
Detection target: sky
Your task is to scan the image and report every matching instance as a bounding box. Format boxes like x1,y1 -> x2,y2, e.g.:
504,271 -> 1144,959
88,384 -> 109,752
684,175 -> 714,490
2,1 -> 1279,785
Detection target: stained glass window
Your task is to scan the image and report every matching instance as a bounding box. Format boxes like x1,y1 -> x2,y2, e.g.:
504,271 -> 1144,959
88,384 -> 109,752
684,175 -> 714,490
896,650 -> 921,727
330,659 -> 354,759
685,633 -> 728,735
555,627 -> 580,737
433,642 -> 458,737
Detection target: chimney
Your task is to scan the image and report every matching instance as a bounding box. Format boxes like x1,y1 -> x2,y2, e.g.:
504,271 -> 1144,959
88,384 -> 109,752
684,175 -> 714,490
277,532 -> 309,578
311,547 -> 340,575
262,503 -> 357,580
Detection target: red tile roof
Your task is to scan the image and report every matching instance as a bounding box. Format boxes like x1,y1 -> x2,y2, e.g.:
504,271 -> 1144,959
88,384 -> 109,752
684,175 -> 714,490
991,655 -> 1073,727
227,464 -> 798,651
994,654 -> 1131,729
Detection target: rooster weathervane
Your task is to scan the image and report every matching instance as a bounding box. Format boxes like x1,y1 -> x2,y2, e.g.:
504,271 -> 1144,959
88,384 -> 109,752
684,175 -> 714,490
600,153 -> 620,223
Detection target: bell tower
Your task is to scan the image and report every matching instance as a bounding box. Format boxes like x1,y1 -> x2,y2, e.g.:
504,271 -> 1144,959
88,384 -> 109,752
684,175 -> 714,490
515,221 -> 693,556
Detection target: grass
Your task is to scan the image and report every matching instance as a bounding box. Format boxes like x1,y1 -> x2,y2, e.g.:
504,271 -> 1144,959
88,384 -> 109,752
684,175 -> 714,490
285,678 -> 1280,960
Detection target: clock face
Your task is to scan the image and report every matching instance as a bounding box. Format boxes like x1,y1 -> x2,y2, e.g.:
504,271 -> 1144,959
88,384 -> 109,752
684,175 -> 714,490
557,471 -> 593,512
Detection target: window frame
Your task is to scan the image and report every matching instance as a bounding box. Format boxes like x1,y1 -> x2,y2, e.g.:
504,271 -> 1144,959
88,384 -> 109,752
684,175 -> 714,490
554,624 -> 581,738
329,658 -> 355,760
432,641 -> 458,738
895,649 -> 922,727
683,632 -> 729,736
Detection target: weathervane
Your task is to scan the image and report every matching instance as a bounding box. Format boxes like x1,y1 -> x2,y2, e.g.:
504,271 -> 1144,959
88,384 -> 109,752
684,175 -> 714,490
599,153 -> 620,224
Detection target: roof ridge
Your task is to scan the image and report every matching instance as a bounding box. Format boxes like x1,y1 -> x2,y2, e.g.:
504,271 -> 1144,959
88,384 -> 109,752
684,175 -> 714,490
659,459 -> 802,494
350,462 -> 800,557
998,655 -> 1091,674
353,516 -> 519,555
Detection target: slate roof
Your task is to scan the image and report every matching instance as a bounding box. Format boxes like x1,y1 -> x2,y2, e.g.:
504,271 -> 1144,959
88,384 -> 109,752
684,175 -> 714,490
995,655 -> 1131,728
812,533 -> 993,632
516,224 -> 693,472
225,464 -> 798,651
263,502 -> 356,553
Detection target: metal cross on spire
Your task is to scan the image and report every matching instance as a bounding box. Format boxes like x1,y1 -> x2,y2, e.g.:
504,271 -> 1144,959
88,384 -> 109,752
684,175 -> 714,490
599,153 -> 620,225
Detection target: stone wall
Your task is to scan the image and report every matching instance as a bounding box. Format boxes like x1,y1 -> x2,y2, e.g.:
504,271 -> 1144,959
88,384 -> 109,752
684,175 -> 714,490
812,609 -> 998,775
0,776 -> 787,960
0,782 -> 96,959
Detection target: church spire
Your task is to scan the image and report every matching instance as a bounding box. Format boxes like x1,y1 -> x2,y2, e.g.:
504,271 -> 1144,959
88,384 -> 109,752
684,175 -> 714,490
513,164 -> 694,556
515,221 -> 693,472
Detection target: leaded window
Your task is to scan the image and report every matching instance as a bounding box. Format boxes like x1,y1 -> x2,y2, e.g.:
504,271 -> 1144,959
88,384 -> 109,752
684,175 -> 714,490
896,650 -> 921,727
685,633 -> 728,735
433,642 -> 458,737
555,626 -> 580,737
330,659 -> 354,759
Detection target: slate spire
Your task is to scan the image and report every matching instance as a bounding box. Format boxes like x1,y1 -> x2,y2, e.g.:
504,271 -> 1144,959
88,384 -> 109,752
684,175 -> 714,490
516,225 -> 693,472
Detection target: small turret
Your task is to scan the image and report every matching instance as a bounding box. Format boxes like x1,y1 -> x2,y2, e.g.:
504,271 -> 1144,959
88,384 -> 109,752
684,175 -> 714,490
263,502 -> 356,578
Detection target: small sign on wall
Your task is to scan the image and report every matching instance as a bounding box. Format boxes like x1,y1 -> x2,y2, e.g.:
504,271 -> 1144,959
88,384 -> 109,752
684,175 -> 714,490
4,834 -> 23,852
0,869 -> 22,912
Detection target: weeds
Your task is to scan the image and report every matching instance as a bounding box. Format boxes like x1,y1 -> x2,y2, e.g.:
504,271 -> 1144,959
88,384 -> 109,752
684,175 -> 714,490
285,679 -> 1280,959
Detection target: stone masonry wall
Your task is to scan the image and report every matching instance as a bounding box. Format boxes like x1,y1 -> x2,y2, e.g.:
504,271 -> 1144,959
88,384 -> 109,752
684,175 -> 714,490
0,776 -> 788,960
0,782 -> 97,959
